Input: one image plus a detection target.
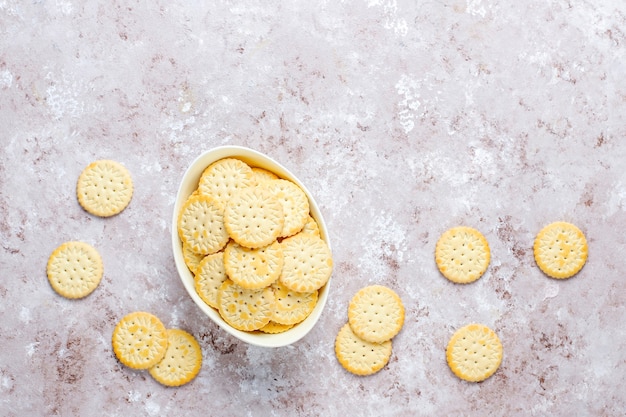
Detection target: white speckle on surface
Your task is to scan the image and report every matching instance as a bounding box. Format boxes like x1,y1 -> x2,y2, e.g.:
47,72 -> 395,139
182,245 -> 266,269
19,307 -> 31,323
0,69 -> 12,88
145,400 -> 161,416
543,282 -> 560,300
25,342 -> 39,357
127,391 -> 141,403
395,74 -> 421,133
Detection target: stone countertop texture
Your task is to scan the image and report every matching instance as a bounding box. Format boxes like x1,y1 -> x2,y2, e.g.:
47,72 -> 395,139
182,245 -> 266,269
1,1 -> 625,416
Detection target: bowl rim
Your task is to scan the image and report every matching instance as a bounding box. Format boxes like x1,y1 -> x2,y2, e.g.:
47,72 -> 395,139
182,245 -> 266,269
171,145 -> 332,348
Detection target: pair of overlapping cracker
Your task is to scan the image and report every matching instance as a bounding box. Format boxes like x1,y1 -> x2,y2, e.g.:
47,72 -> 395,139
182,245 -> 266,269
111,311 -> 202,386
178,158 -> 332,334
335,285 -> 405,376
46,160 -> 134,299
437,222 -> 587,382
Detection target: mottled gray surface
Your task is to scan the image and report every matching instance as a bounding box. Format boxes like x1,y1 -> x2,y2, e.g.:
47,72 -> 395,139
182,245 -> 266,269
1,0 -> 626,416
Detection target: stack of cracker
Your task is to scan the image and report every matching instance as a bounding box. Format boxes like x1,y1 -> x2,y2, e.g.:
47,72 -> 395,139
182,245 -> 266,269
335,285 -> 405,376
177,158 -> 333,334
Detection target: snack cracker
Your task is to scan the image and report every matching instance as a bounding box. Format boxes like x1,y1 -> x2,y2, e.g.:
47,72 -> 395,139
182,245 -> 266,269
335,323 -> 392,376
148,329 -> 202,387
533,221 -> 588,279
112,312 -> 168,370
76,160 -> 133,217
348,285 -> 405,343
46,241 -> 103,299
435,226 -> 490,284
446,323 -> 503,382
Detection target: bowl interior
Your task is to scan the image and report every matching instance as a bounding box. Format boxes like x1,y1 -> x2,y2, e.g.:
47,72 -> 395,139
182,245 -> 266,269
172,146 -> 331,348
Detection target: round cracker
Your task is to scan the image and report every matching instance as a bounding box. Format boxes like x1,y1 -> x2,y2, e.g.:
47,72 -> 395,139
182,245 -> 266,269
435,226 -> 490,284
76,160 -> 133,217
348,285 -> 405,343
335,323 -> 392,376
279,233 -> 333,293
148,329 -> 202,387
223,185 -> 284,249
271,281 -> 318,325
197,158 -> 253,206
446,323 -> 503,382
182,242 -> 206,275
265,179 -> 310,238
112,312 -> 168,370
194,252 -> 228,309
177,194 -> 229,255
46,241 -> 103,299
217,279 -> 274,331
300,215 -> 321,237
224,240 -> 284,289
533,221 -> 588,279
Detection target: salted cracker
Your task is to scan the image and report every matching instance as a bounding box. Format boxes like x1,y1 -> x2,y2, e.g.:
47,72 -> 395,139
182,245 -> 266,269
271,281 -> 318,325
194,252 -> 229,309
76,160 -> 133,217
265,179 -> 310,238
335,323 -> 392,376
46,241 -> 103,299
348,285 -> 405,344
435,226 -> 490,284
224,240 -> 284,290
217,279 -> 274,331
446,323 -> 503,382
148,329 -> 202,387
198,158 -> 253,205
279,233 -> 333,293
177,194 -> 229,255
183,242 -> 206,275
223,185 -> 284,249
112,312 -> 168,370
300,215 -> 320,237
533,221 -> 588,279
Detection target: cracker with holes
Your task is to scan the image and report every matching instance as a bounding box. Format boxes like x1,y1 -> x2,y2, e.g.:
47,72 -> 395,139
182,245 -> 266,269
182,243 -> 206,275
223,185 -> 284,249
446,323 -> 503,382
279,233 -> 333,293
271,281 -> 318,325
112,312 -> 169,370
348,285 -> 405,343
178,194 -> 229,255
46,241 -> 103,299
194,252 -> 229,309
76,160 -> 133,217
224,240 -> 283,289
534,221 -> 588,279
435,226 -> 490,284
198,158 -> 253,205
300,215 -> 321,237
335,323 -> 392,376
148,329 -> 202,387
217,279 -> 275,331
265,179 -> 310,238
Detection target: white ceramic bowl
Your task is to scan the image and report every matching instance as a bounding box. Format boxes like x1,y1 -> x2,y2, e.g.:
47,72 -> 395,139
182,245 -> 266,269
172,146 -> 332,348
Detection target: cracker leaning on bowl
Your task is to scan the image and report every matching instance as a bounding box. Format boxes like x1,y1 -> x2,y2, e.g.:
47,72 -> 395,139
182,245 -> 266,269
172,147 -> 333,348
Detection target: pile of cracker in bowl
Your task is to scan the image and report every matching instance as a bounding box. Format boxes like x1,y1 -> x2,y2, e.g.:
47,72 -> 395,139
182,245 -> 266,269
176,157 -> 333,334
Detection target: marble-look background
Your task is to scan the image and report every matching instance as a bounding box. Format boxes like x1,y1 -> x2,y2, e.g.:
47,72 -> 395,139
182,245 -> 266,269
1,1 -> 625,416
